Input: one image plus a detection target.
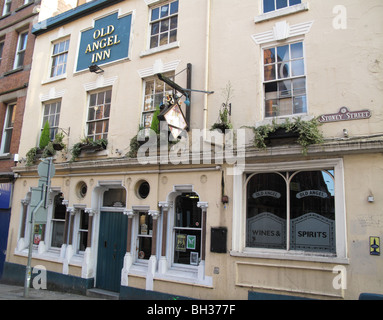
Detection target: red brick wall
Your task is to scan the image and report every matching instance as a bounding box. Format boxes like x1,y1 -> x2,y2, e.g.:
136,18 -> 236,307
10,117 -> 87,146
0,1 -> 39,173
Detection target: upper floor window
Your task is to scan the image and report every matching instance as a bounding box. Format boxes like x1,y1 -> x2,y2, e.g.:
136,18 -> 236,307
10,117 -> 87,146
0,40 -> 4,64
14,31 -> 28,69
0,103 -> 16,154
142,73 -> 174,131
2,0 -> 11,16
149,0 -> 179,49
42,101 -> 61,140
51,39 -> 70,78
263,41 -> 306,117
263,0 -> 301,13
87,89 -> 111,141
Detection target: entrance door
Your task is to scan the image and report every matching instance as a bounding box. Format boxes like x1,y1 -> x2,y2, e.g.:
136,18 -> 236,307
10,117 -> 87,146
96,211 -> 128,292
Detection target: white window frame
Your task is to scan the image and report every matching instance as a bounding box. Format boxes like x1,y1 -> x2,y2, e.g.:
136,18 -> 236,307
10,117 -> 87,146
0,102 -> 16,155
2,0 -> 11,16
50,38 -> 70,79
255,1 -> 309,24
86,88 -> 112,141
231,159 -> 348,264
41,100 -> 61,141
13,30 -> 28,69
141,72 -> 174,132
262,40 -> 307,119
148,0 -> 179,50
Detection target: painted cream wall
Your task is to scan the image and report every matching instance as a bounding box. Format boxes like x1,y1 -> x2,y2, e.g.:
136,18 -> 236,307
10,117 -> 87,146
7,0 -> 383,300
206,0 -> 383,141
18,0 -> 209,162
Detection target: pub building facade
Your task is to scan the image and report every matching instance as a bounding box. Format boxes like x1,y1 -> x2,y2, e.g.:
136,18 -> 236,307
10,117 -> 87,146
3,0 -> 383,300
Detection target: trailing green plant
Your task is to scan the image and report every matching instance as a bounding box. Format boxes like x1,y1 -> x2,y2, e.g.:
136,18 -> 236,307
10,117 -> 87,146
70,137 -> 108,161
26,147 -> 39,166
250,117 -> 323,155
39,122 -> 51,149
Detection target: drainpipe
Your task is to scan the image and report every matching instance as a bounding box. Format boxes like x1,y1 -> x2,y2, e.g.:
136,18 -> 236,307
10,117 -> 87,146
203,0 -> 211,141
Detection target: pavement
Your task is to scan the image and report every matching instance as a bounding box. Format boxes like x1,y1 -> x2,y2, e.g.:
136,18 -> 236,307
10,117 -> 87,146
0,283 -> 104,300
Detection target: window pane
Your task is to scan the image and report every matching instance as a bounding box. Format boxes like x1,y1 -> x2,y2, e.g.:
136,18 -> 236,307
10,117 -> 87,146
246,173 -> 287,249
291,59 -> 304,76
150,35 -> 159,49
160,18 -> 170,32
170,0 -> 179,15
151,22 -> 159,35
293,96 -> 307,114
277,0 -> 288,9
159,33 -> 168,46
290,171 -> 335,253
290,0 -> 301,5
170,16 -> 178,30
89,94 -> 97,106
51,221 -> 65,248
291,42 -> 303,59
160,4 -> 169,18
264,48 -> 275,65
278,80 -> 291,97
151,7 -> 159,21
264,65 -> 276,81
263,0 -> 275,13
292,77 -> 306,95
277,45 -> 289,62
169,29 -> 177,43
277,62 -> 290,78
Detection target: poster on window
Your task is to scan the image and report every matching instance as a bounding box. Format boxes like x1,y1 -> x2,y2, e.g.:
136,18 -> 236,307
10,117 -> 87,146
186,235 -> 196,250
175,234 -> 186,252
290,212 -> 335,252
246,212 -> 286,249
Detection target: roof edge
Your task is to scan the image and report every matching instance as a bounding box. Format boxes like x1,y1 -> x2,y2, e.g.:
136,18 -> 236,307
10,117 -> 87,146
32,0 -> 125,35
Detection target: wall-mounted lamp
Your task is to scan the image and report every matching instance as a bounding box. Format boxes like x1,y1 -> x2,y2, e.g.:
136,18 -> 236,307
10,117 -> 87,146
89,64 -> 104,74
343,129 -> 348,138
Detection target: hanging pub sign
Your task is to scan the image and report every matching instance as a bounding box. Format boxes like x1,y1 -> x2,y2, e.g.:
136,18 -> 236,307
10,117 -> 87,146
318,107 -> 371,123
76,11 -> 132,72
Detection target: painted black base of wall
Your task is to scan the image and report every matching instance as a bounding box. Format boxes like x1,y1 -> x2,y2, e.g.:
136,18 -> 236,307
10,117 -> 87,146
120,285 -> 195,300
0,262 -> 94,295
248,291 -> 314,300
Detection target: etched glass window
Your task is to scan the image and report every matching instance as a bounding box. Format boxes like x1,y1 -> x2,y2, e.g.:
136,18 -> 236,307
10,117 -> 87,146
246,170 -> 336,253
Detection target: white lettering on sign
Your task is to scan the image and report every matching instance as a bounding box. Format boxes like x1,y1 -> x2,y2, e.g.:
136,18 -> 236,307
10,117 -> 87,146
252,190 -> 281,199
319,106 -> 371,123
296,190 -> 328,199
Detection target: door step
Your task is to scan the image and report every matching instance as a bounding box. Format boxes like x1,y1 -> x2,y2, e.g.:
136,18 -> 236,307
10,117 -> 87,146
86,288 -> 119,300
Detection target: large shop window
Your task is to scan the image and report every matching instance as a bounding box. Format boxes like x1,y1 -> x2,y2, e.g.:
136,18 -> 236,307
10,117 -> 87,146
246,170 -> 335,253
173,193 -> 202,266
